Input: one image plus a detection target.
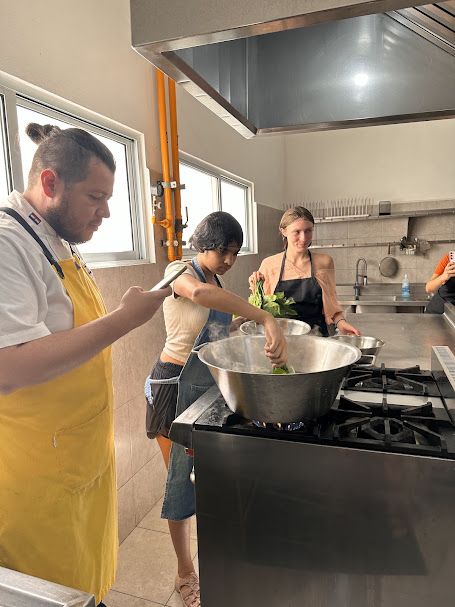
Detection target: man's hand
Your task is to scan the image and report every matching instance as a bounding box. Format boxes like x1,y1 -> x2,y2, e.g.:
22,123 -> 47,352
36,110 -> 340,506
116,286 -> 171,332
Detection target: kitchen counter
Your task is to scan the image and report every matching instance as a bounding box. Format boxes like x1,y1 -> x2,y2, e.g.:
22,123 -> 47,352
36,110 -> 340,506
346,306 -> 455,369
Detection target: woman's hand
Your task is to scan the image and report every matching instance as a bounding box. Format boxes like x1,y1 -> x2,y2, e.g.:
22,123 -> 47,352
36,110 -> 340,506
248,271 -> 265,292
337,319 -> 360,336
261,314 -> 288,366
442,261 -> 455,283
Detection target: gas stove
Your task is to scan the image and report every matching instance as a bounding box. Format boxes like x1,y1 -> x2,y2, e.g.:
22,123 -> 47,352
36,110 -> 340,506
185,352 -> 455,459
176,344 -> 455,607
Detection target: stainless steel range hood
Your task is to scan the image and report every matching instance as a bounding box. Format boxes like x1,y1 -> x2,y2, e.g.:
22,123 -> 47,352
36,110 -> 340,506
131,1 -> 455,137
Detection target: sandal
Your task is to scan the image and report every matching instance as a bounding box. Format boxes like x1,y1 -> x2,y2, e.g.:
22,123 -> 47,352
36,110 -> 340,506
175,572 -> 201,607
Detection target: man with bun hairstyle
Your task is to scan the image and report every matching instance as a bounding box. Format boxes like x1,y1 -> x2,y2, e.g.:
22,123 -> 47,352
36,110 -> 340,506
0,123 -> 170,605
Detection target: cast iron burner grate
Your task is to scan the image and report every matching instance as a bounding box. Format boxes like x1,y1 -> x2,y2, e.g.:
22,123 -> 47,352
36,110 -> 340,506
206,393 -> 455,457
332,395 -> 448,451
343,363 -> 440,396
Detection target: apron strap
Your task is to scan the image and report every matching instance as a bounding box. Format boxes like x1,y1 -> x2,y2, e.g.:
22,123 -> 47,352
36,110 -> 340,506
191,256 -> 222,287
0,207 -> 65,278
278,251 -> 287,282
308,249 -> 314,277
279,250 -> 314,281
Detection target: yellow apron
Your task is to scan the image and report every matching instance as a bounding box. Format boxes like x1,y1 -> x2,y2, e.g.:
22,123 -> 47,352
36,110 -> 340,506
0,254 -> 117,604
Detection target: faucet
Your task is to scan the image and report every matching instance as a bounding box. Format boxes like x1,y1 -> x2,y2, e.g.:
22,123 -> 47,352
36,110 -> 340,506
354,257 -> 368,300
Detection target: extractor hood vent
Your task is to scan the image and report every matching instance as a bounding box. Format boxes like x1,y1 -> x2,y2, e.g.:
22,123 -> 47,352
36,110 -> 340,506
131,1 -> 455,137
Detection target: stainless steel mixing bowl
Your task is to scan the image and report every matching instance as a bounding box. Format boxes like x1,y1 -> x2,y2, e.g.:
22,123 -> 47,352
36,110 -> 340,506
329,334 -> 384,364
197,335 -> 361,422
239,318 -> 311,336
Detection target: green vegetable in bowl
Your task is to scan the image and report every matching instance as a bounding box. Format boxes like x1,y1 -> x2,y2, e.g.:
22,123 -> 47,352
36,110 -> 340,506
248,280 -> 297,318
272,365 -> 295,375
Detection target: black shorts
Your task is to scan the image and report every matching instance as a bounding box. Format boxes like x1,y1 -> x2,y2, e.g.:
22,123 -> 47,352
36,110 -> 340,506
145,360 -> 183,439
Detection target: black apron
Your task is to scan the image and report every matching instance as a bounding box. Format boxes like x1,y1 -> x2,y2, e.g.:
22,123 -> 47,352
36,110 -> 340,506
425,276 -> 455,314
275,250 -> 328,336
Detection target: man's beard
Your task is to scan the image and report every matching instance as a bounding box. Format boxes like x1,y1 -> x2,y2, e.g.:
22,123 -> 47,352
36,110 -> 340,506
42,196 -> 88,244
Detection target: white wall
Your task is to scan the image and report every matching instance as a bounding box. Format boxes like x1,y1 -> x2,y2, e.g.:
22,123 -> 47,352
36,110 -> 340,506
283,119 -> 455,205
0,0 -> 284,205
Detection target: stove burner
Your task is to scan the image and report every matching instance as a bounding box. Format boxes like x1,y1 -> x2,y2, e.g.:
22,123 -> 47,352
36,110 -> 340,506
357,377 -> 413,391
252,420 -> 306,431
365,417 -> 415,443
344,363 -> 440,396
333,396 -> 450,451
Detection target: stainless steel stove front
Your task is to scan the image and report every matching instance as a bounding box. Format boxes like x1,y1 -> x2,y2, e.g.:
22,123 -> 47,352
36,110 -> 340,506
194,430 -> 455,607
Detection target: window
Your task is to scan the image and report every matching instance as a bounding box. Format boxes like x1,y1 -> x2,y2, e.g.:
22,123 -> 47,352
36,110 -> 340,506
179,157 -> 255,254
0,77 -> 151,266
0,95 -> 11,199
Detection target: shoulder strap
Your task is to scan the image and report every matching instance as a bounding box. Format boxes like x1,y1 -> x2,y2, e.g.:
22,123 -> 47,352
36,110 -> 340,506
308,249 -> 314,277
0,207 -> 65,278
277,251 -> 287,282
191,256 -> 223,288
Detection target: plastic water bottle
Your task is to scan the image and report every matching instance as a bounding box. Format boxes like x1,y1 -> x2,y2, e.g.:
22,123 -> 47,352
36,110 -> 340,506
401,273 -> 410,298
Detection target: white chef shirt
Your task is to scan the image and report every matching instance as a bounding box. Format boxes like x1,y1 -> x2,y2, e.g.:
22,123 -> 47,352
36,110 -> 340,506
0,191 -> 76,348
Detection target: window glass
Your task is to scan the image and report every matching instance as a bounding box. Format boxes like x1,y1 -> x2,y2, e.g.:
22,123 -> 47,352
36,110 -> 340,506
180,159 -> 253,254
220,178 -> 248,248
16,105 -> 134,254
0,97 -> 10,199
180,162 -> 216,247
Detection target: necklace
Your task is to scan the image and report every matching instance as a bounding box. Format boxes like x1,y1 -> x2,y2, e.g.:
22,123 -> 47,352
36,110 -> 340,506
284,252 -> 310,277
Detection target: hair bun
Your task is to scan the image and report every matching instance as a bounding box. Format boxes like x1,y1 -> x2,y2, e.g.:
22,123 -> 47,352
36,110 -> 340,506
25,123 -> 62,144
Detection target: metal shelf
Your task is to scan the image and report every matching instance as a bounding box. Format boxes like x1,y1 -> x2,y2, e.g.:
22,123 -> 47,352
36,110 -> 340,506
311,238 -> 453,250
314,207 -> 455,223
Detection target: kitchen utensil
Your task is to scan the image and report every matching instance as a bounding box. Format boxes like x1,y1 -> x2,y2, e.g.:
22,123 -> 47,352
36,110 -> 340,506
149,262 -> 187,291
196,335 -> 361,422
239,318 -> 311,336
379,244 -> 399,278
329,334 -> 384,365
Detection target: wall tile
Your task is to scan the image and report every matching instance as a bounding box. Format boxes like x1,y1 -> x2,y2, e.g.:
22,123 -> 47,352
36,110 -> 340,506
114,403 -> 132,489
334,269 -> 354,285
347,218 -> 385,240
315,221 -> 349,241
118,478 -> 136,544
381,216 -> 409,239
409,214 -> 454,238
132,453 -> 167,525
129,394 -> 160,476
112,338 -> 130,409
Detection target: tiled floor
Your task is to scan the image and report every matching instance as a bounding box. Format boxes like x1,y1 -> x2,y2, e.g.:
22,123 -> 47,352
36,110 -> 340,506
105,497 -> 198,607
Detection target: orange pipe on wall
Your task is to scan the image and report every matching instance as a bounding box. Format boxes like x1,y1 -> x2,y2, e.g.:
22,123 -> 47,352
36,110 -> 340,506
168,78 -> 183,259
155,69 -> 176,262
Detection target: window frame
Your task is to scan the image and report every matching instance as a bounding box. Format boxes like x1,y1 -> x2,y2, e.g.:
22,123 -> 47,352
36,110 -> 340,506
179,151 -> 257,257
0,74 -> 154,266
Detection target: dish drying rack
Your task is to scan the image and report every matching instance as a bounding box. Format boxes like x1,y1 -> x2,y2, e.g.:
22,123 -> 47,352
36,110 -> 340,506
287,198 -> 374,221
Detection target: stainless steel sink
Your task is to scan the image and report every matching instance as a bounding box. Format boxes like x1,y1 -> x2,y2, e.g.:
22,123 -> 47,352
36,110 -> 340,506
355,294 -> 398,302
